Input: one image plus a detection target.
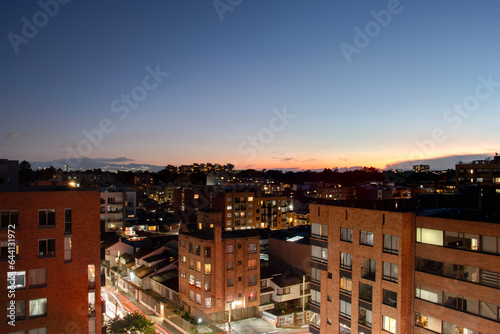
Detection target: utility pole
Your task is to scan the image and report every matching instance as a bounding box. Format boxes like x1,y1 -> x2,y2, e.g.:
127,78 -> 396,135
302,275 -> 305,324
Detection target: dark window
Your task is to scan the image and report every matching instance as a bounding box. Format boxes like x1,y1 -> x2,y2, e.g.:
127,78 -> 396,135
359,283 -> 372,303
39,209 -> 55,227
361,258 -> 376,281
340,252 -> 352,270
383,289 -> 397,308
38,239 -> 56,257
204,247 -> 211,258
383,262 -> 398,283
1,211 -> 19,229
64,209 -> 72,234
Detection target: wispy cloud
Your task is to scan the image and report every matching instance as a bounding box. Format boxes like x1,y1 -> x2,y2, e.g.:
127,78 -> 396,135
4,132 -> 31,140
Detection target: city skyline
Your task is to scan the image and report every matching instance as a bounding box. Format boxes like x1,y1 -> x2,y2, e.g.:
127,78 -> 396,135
1,1 -> 499,170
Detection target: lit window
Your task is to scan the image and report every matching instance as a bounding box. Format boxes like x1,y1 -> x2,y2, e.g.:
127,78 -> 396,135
227,245 -> 234,254
29,298 -> 47,318
383,316 -> 396,333
64,236 -> 72,262
248,259 -> 257,270
416,228 -> 444,246
204,264 -> 211,275
8,300 -> 25,320
88,265 -> 96,288
29,268 -> 47,288
205,297 -> 211,308
8,271 -> 26,289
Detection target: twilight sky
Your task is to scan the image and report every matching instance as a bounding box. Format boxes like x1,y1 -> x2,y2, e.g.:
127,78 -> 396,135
1,1 -> 499,170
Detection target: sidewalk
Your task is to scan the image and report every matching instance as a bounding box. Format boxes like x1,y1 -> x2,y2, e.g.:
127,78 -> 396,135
217,317 -> 310,334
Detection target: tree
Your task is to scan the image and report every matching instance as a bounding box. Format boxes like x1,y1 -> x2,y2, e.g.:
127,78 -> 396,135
107,312 -> 156,334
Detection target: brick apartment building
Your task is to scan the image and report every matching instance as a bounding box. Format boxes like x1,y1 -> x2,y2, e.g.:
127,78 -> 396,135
309,202 -> 500,334
178,210 -> 261,322
456,154 -> 500,190
1,190 -> 102,334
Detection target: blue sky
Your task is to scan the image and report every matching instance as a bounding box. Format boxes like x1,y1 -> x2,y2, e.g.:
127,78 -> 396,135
1,1 -> 499,170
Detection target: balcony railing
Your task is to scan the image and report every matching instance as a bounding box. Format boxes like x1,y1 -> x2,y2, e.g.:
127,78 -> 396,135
361,268 -> 376,281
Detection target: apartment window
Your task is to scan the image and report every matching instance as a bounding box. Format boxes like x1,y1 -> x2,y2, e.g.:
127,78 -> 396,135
180,270 -> 186,278
361,258 -> 376,281
189,243 -> 193,254
29,268 -> 47,288
88,291 -> 95,316
204,264 -> 211,275
248,275 -> 257,286
189,275 -> 195,285
340,276 -> 352,295
1,240 -> 19,260
64,209 -> 72,234
311,245 -> 328,262
340,252 -> 352,270
238,243 -> 242,249
8,271 -> 26,289
180,255 -> 186,263
359,282 -> 372,303
444,231 -> 479,251
38,239 -> 55,257
38,209 -> 55,227
382,316 -> 397,333
194,244 -> 200,256
1,210 -> 19,229
482,235 -> 500,254
180,240 -> 186,247
311,289 -> 321,305
227,278 -> 234,287
227,261 -> 234,270
416,227 -> 444,246
248,259 -> 257,270
89,319 -> 96,334
360,231 -> 374,246
227,245 -> 234,254
189,290 -> 195,301
311,267 -> 321,283
358,306 -> 372,328
189,259 -> 194,270
383,234 -> 399,254
248,291 -> 257,302
29,329 -> 47,334
383,262 -> 398,283
340,227 -> 352,242
227,295 -> 234,302
205,297 -> 212,308
278,287 -> 290,295
196,277 -> 201,289
29,298 -> 47,318
204,247 -> 211,258
248,243 -> 257,253
8,300 -> 25,320
339,300 -> 351,319
64,236 -> 72,262
311,223 -> 328,238
415,313 -> 442,332
383,289 -> 397,308
204,278 -> 211,291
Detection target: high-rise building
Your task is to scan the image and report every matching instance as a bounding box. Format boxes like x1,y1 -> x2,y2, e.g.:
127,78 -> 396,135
178,210 -> 261,322
309,202 -> 500,334
1,190 -> 102,334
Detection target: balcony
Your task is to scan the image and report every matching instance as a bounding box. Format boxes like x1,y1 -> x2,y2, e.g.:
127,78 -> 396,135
361,268 -> 376,282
